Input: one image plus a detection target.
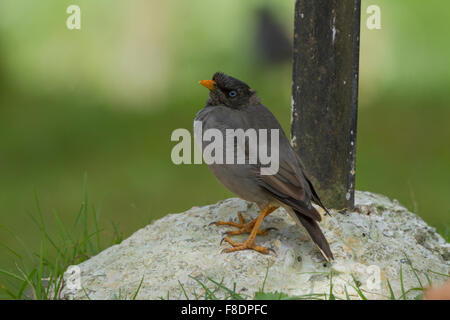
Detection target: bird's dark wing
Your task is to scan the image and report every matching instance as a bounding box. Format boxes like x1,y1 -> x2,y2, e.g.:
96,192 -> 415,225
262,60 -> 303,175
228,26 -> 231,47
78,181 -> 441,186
293,153 -> 330,215
241,104 -> 323,222
257,157 -> 334,261
257,157 -> 322,222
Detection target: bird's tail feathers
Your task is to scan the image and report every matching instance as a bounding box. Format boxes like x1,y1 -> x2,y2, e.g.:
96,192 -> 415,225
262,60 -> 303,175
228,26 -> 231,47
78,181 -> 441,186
293,210 -> 334,261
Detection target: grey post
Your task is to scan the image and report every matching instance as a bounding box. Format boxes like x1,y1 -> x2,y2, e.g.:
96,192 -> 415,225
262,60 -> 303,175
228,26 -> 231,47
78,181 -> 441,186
291,1 -> 361,210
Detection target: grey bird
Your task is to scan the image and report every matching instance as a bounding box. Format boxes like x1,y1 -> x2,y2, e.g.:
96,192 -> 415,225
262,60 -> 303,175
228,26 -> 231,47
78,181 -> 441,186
195,72 -> 333,261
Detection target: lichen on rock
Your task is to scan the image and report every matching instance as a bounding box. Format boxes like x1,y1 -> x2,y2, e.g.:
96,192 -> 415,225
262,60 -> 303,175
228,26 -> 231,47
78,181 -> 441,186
60,191 -> 449,300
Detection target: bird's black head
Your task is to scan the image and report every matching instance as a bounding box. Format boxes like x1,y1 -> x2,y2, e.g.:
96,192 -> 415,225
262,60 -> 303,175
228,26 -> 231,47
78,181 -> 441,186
199,72 -> 259,108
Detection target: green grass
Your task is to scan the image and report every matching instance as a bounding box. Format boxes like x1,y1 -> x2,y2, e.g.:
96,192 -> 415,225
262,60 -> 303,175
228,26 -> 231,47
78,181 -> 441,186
174,256 -> 449,300
170,263 -> 328,300
0,175 -> 123,299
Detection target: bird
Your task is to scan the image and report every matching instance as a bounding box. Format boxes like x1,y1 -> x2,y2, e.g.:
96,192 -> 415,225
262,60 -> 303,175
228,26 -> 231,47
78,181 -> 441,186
195,72 -> 333,261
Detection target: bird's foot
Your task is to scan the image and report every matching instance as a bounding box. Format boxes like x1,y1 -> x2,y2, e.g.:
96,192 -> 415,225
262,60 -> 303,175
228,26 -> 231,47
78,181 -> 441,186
220,236 -> 273,255
211,213 -> 275,236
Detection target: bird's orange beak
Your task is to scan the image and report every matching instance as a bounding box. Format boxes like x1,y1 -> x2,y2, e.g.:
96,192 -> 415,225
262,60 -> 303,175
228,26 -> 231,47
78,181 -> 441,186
199,80 -> 216,91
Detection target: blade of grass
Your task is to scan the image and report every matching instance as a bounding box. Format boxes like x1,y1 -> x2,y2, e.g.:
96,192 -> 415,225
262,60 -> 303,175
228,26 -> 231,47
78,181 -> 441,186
81,174 -> 91,253
206,277 -> 245,300
82,287 -> 91,300
72,204 -> 84,232
403,253 -> 423,288
427,269 -> 450,278
92,202 -> 102,252
350,274 -> 367,300
0,242 -> 23,261
0,224 -> 34,262
260,261 -> 270,292
17,277 -> 31,299
0,283 -> 18,299
110,221 -> 123,245
132,276 -> 144,300
274,292 -> 326,300
30,193 -> 64,258
15,264 -> 37,300
424,272 -> 432,287
0,268 -> 26,282
53,210 -> 74,244
344,285 -> 350,300
329,271 -> 335,300
386,279 -> 395,300
399,264 -> 406,300
36,239 -> 45,299
178,280 -> 190,300
189,276 -> 217,300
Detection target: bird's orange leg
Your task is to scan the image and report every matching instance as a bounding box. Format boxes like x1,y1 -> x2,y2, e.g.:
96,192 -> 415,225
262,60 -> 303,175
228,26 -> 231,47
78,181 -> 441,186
214,212 -> 273,236
221,206 -> 278,254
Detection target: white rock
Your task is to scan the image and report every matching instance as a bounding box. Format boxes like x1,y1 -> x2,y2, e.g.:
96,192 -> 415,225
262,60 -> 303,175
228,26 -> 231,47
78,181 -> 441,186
59,191 -> 449,300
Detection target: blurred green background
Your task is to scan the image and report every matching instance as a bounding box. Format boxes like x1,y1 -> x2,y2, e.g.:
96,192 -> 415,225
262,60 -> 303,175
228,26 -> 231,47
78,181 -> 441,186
0,0 -> 449,286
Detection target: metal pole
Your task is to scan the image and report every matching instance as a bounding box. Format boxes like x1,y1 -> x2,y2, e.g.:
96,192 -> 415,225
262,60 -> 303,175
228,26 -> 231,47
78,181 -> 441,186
291,0 -> 361,209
